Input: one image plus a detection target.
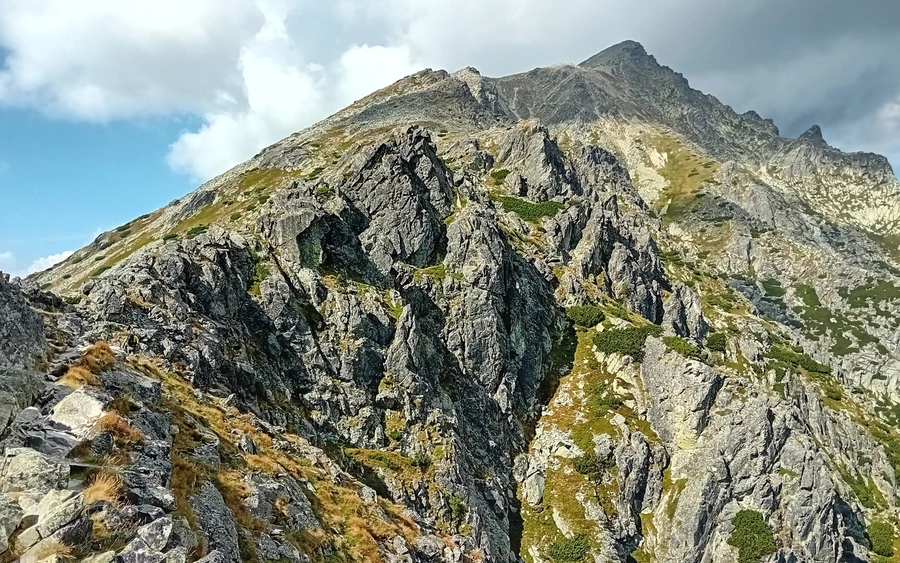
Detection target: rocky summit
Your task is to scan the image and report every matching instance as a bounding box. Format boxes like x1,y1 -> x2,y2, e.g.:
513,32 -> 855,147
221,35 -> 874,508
2,40 -> 900,563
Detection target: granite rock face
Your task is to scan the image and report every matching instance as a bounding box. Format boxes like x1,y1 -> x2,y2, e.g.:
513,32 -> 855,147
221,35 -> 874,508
4,40 -> 900,563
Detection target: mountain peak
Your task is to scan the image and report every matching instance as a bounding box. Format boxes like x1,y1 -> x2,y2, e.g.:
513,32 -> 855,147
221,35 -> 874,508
798,124 -> 827,146
579,40 -> 650,68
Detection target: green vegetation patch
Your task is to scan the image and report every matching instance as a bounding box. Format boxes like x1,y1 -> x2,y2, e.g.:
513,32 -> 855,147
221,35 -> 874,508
794,283 -> 822,307
566,305 -> 606,327
499,196 -> 564,223
836,463 -> 882,509
238,167 -> 298,191
593,325 -> 663,362
868,521 -> 895,557
649,133 -> 720,222
490,168 -> 511,185
707,332 -> 727,352
413,263 -> 464,283
761,278 -> 786,297
572,452 -> 613,483
587,381 -> 623,418
663,335 -> 701,359
448,495 -> 467,524
728,510 -> 776,563
841,279 -> 900,308
186,225 -> 208,239
659,250 -> 685,267
249,261 -> 270,296
765,345 -> 830,374
789,289 -> 879,356
868,418 -> 900,481
548,534 -> 591,562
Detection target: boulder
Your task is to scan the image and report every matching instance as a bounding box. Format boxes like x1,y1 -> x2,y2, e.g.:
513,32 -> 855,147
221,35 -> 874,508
190,482 -> 240,563
0,448 -> 68,504
47,387 -> 105,440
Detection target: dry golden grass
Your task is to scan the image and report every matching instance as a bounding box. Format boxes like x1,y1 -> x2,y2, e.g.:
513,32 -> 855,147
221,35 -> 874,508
59,366 -> 100,388
216,470 -> 266,535
81,341 -> 116,372
83,472 -> 124,506
93,410 -> 144,443
32,541 -> 74,561
131,356 -> 450,562
170,454 -> 205,549
59,340 -> 116,388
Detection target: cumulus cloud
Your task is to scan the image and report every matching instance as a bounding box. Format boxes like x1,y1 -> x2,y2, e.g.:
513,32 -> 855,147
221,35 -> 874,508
165,9 -> 420,180
336,44 -> 419,104
0,0 -> 266,120
24,250 -> 73,275
165,10 -> 329,179
0,249 -> 74,277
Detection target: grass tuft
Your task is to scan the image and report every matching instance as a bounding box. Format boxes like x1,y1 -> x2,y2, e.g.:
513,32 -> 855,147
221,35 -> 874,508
59,366 -> 100,388
93,410 -> 144,444
84,472 -> 125,506
81,342 -> 116,373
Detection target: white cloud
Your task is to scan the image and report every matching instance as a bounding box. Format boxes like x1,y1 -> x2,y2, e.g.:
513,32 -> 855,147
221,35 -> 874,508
0,249 -> 73,277
167,7 -> 326,179
336,44 -> 419,104
167,19 -> 419,180
0,0 -> 264,120
24,250 -> 74,275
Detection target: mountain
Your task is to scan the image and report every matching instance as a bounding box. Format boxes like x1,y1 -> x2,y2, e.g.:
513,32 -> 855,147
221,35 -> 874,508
2,40 -> 900,563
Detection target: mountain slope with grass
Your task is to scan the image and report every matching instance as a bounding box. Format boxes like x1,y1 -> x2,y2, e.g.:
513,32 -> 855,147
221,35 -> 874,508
2,40 -> 900,563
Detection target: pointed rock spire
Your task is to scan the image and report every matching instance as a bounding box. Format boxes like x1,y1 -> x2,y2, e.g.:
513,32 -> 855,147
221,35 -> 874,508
798,124 -> 827,146
579,40 -> 651,68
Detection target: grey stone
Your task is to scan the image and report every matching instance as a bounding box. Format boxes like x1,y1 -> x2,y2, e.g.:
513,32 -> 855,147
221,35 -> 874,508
194,551 -> 227,563
190,482 -> 240,563
243,472 -> 320,532
91,431 -> 115,456
237,434 -> 257,455
81,551 -> 116,563
0,447 -> 69,502
47,387 -> 105,439
31,489 -> 82,537
0,493 -> 23,552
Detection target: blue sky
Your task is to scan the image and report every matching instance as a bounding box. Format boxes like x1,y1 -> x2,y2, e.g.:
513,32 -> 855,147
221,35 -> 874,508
0,0 -> 898,277
0,113 -> 195,275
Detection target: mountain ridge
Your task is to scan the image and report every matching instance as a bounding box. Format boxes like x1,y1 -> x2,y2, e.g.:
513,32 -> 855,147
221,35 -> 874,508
2,40 -> 900,563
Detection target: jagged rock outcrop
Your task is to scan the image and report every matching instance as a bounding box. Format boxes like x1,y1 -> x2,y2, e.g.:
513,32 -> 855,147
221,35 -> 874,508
0,275 -> 47,434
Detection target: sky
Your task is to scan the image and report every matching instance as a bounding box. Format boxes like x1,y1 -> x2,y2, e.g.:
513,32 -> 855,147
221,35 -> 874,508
1,0 -> 899,277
